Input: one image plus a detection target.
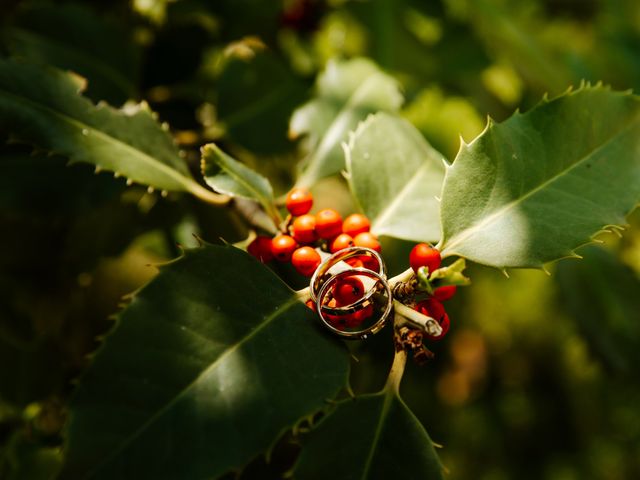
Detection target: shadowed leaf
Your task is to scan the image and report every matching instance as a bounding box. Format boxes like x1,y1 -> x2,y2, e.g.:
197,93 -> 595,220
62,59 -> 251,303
62,244 -> 349,479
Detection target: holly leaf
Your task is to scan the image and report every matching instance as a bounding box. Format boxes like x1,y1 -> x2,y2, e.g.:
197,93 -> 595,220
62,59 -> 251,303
61,244 -> 349,479
201,143 -> 278,220
556,245 -> 640,375
294,391 -> 444,480
439,86 -> 640,268
0,58 -> 218,200
346,113 -> 446,243
291,58 -> 403,188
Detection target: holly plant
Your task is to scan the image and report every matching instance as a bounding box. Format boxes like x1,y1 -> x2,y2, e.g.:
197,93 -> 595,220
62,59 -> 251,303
1,2 -> 640,479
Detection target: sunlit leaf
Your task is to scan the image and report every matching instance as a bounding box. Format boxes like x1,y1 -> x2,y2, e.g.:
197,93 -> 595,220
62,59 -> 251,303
0,58 -> 217,199
294,390 -> 443,480
291,58 -> 402,187
62,244 -> 349,479
346,113 -> 445,242
440,86 -> 640,268
201,143 -> 277,220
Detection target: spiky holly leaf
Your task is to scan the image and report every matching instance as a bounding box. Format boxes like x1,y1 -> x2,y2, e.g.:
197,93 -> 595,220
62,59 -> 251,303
61,244 -> 349,479
346,113 -> 445,243
0,58 -> 218,201
294,390 -> 444,480
440,86 -> 640,268
291,58 -> 402,188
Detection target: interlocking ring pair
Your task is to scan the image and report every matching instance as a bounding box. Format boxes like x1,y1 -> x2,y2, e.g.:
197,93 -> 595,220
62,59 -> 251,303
309,246 -> 394,339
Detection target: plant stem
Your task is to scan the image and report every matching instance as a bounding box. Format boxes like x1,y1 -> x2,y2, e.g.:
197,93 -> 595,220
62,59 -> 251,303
384,338 -> 407,395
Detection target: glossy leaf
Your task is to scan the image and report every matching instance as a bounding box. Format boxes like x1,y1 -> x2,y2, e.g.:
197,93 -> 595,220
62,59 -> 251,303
3,3 -> 139,104
294,391 -> 443,480
346,113 -> 445,242
201,143 -> 277,218
291,58 -> 402,188
0,58 -> 216,199
62,244 -> 349,479
556,245 -> 640,374
439,86 -> 640,268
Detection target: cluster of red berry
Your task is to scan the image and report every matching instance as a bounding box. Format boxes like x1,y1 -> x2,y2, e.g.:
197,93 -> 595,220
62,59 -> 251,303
409,243 -> 456,340
247,188 -> 381,277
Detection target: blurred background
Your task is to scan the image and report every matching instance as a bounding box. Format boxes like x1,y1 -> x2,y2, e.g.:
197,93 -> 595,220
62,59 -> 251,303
0,0 -> 639,478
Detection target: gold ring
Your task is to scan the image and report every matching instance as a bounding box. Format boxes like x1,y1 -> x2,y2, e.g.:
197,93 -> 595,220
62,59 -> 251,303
315,267 -> 393,340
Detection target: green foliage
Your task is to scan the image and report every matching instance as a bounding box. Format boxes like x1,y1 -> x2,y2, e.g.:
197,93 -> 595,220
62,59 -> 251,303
0,58 -> 213,197
346,113 -> 445,243
439,86 -> 640,268
556,245 -> 640,374
1,1 -> 640,479
294,389 -> 443,480
201,143 -> 278,222
62,244 -> 349,479
2,3 -> 139,104
291,58 -> 403,187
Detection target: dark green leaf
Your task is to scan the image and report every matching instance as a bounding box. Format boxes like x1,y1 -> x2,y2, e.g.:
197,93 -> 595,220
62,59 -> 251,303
291,58 -> 402,187
439,86 -> 640,268
0,58 -> 217,199
294,391 -> 443,480
62,244 -> 349,479
346,113 -> 445,243
3,3 -> 139,104
556,245 -> 640,374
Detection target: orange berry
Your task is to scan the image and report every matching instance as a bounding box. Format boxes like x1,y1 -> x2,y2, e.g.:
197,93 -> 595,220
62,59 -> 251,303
353,232 -> 381,253
315,209 -> 343,239
247,235 -> 274,262
409,243 -> 441,275
330,233 -> 354,253
433,285 -> 457,302
333,276 -> 365,305
291,246 -> 321,276
291,214 -> 317,244
286,188 -> 313,216
343,213 -> 370,237
305,299 -> 316,311
346,255 -> 380,271
271,235 -> 297,262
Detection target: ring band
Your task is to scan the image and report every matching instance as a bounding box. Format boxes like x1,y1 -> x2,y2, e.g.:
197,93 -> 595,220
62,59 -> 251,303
309,246 -> 386,303
315,267 -> 393,340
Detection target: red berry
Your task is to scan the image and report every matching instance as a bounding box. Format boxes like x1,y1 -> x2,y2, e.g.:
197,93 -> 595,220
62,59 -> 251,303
286,188 -> 313,216
292,246 -> 321,276
433,285 -> 457,302
330,233 -> 354,253
291,214 -> 317,244
315,209 -> 343,239
353,232 -> 381,253
414,298 -> 446,323
347,304 -> 374,328
271,235 -> 297,262
409,243 -> 441,275
343,213 -> 370,237
247,235 -> 274,262
346,255 -> 380,272
333,276 -> 365,305
414,299 -> 449,340
426,314 -> 449,341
